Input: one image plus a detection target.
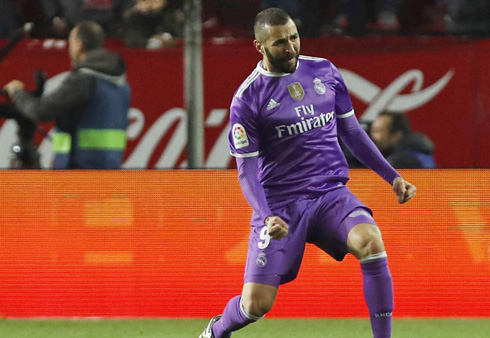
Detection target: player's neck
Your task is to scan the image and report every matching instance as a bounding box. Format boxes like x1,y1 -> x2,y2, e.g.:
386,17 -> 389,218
262,58 -> 280,74
260,58 -> 298,76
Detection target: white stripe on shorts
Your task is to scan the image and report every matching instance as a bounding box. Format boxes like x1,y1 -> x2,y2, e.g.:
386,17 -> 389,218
348,209 -> 373,219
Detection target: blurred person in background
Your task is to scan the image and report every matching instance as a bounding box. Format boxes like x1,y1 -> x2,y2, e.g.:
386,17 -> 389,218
202,0 -> 261,38
0,0 -> 48,38
341,0 -> 380,36
123,0 -> 184,49
340,0 -> 401,36
260,0 -> 298,16
0,0 -> 21,38
297,0 -> 333,37
370,111 -> 435,168
260,0 -> 401,37
3,21 -> 131,169
260,0 -> 345,37
41,0 -> 134,38
446,0 -> 490,35
398,0 -> 449,35
0,0 -> 46,37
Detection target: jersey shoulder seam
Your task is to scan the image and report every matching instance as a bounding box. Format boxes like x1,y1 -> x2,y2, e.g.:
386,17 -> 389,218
235,69 -> 260,99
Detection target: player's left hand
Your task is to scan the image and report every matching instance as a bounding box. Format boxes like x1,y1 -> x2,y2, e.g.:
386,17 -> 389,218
392,176 -> 416,204
4,80 -> 24,97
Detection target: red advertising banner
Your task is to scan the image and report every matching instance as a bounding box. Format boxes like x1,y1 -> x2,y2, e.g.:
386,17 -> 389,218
0,170 -> 489,318
0,38 -> 489,168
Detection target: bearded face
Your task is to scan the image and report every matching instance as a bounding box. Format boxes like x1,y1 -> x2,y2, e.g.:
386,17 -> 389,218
256,20 -> 300,74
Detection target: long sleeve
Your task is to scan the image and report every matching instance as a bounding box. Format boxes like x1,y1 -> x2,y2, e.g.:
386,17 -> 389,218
236,156 -> 273,224
12,72 -> 93,122
330,61 -> 399,184
337,113 -> 400,185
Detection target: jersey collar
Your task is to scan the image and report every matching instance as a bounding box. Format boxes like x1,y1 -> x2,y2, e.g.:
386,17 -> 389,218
256,58 -> 300,77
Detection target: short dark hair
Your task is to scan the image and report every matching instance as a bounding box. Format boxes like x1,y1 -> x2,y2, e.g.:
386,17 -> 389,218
75,21 -> 105,51
379,111 -> 412,135
254,8 -> 292,39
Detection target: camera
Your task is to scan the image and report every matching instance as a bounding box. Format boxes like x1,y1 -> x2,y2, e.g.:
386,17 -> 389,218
0,71 -> 47,169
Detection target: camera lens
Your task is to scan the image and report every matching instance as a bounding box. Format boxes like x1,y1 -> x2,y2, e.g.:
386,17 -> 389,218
12,144 -> 22,154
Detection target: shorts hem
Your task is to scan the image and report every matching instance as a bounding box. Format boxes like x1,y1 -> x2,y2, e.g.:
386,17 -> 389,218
244,275 -> 281,288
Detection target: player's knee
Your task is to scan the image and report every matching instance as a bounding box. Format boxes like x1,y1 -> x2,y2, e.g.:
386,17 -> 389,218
348,224 -> 385,259
242,294 -> 275,318
357,233 -> 384,259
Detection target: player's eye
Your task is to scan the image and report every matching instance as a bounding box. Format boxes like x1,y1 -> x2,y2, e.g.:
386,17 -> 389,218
273,39 -> 286,46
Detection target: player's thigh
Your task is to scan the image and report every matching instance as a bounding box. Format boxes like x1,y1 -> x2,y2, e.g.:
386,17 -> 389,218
241,282 -> 278,316
308,188 -> 376,261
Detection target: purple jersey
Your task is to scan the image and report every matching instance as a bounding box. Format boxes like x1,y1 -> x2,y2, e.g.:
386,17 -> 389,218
229,56 -> 355,205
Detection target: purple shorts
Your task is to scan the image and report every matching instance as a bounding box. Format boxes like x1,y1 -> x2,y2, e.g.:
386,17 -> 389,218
244,186 -> 376,287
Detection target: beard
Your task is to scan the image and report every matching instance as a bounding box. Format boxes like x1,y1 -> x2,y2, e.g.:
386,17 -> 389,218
264,47 -> 299,73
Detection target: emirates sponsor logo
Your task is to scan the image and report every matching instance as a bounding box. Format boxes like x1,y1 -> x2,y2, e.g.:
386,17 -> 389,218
275,110 -> 334,138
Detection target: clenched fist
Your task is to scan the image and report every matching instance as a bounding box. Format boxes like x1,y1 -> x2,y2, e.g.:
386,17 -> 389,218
265,216 -> 289,240
392,176 -> 416,204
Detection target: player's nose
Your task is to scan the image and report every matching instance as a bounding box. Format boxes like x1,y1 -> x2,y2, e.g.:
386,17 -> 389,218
285,39 -> 295,53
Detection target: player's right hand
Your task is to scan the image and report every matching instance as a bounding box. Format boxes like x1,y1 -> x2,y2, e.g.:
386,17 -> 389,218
392,176 -> 416,204
265,216 -> 289,240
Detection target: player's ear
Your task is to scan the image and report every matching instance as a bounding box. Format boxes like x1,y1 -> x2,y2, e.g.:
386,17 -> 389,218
254,40 -> 265,55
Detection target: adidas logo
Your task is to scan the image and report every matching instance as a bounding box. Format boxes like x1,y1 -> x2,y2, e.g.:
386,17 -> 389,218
267,98 -> 280,110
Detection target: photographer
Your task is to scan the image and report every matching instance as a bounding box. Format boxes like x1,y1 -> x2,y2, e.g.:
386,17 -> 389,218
4,21 -> 131,169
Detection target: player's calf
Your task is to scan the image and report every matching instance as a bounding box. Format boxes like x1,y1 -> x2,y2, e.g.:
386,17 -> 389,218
361,254 -> 394,338
347,222 -> 393,337
206,293 -> 269,338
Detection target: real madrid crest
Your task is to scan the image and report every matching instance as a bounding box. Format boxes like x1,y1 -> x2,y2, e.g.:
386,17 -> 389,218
256,253 -> 268,267
313,78 -> 327,95
287,82 -> 305,101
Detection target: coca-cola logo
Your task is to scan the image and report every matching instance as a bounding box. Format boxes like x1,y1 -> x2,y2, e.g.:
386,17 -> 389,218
339,68 -> 454,122
0,69 -> 453,169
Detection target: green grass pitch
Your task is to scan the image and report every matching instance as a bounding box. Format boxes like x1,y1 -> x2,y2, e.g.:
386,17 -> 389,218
1,318 -> 489,338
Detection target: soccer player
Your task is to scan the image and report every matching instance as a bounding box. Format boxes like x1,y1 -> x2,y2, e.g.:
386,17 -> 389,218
199,8 -> 416,338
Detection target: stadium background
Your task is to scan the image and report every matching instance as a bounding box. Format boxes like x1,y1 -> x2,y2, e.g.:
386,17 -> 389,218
0,170 -> 489,318
1,37 -> 490,169
0,11 -> 489,326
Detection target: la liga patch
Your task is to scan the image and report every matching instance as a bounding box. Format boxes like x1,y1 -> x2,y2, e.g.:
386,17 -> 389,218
232,123 -> 249,149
